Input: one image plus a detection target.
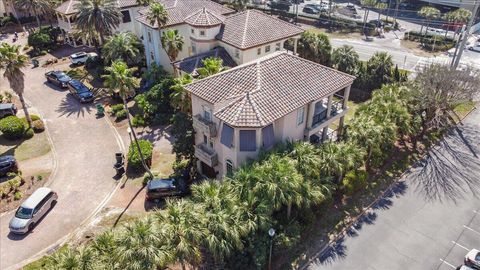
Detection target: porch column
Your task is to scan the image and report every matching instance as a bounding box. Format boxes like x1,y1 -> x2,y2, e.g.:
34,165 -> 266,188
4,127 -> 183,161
306,100 -> 315,130
321,126 -> 328,141
337,116 -> 345,141
72,35 -> 77,47
343,86 -> 351,109
326,95 -> 333,118
293,37 -> 298,55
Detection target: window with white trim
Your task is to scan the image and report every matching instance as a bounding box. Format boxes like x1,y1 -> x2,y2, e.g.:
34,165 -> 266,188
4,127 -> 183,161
226,159 -> 234,177
275,42 -> 281,51
200,30 -> 205,36
147,31 -> 152,43
150,52 -> 154,61
265,45 -> 271,53
235,49 -> 240,59
257,48 -> 261,55
296,107 -> 305,126
191,28 -> 195,34
203,106 -> 212,122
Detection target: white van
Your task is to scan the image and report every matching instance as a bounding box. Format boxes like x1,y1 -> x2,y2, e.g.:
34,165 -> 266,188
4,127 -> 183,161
9,187 -> 58,234
69,52 -> 98,65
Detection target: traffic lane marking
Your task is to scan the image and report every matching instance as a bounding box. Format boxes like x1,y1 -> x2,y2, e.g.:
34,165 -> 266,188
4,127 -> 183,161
439,259 -> 457,269
451,241 -> 470,251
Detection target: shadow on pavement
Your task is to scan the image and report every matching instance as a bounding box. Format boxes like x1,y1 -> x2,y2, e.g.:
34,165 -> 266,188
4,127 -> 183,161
55,94 -> 94,118
413,124 -> 480,203
48,45 -> 94,59
312,237 -> 347,266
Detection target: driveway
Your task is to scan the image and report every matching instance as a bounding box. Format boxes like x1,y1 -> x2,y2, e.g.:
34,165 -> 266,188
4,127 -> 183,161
305,108 -> 480,270
0,55 -> 124,268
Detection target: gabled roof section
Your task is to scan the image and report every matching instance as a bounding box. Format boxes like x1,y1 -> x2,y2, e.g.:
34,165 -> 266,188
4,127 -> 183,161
216,9 -> 304,50
56,0 -> 137,15
136,0 -> 234,29
172,47 -> 236,74
184,7 -> 225,27
185,52 -> 356,128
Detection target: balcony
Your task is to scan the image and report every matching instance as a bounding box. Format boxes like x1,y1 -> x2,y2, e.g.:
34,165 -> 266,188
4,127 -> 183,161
329,101 -> 344,117
192,114 -> 217,137
195,143 -> 218,167
311,109 -> 328,128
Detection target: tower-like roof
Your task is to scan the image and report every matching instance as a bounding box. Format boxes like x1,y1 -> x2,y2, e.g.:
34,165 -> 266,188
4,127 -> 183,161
184,7 -> 225,27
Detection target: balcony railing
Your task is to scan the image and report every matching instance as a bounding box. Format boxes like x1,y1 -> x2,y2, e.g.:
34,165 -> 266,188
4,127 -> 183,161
330,101 -> 344,117
312,109 -> 328,128
192,114 -> 217,137
194,143 -> 218,167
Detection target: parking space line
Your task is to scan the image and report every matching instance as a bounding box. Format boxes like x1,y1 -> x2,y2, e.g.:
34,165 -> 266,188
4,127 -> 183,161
440,259 -> 457,269
452,241 -> 470,251
464,225 -> 480,236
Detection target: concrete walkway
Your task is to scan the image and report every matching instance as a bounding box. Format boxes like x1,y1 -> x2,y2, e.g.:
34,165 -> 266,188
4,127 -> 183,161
0,54 -> 124,268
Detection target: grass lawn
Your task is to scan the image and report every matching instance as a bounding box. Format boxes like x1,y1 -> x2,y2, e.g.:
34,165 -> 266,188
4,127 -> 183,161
22,245 -> 68,270
0,132 -> 51,161
306,28 -> 364,40
345,100 -> 361,124
454,101 -> 477,121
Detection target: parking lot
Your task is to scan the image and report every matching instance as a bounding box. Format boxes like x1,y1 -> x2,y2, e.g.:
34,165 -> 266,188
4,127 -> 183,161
439,212 -> 480,270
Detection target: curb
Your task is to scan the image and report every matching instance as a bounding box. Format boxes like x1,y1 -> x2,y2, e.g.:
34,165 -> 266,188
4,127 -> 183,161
5,109 -> 127,270
298,105 -> 478,270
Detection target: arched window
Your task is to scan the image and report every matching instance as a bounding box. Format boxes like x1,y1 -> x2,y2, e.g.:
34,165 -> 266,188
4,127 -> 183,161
226,159 -> 234,177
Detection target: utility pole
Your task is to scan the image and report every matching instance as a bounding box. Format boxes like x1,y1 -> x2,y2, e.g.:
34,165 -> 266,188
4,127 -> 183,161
451,24 -> 466,68
452,0 -> 480,69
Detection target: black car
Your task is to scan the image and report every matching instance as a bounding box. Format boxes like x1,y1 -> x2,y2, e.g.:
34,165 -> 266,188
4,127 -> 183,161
0,103 -> 17,119
0,155 -> 18,177
45,71 -> 72,88
145,178 -> 187,201
303,6 -> 320,14
67,80 -> 95,103
267,1 -> 291,11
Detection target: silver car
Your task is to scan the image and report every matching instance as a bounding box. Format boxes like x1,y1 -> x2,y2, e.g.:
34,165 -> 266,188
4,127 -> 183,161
9,187 -> 57,234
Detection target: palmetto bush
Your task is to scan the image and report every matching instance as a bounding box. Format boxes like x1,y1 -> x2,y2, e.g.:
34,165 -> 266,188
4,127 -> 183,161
0,116 -> 26,140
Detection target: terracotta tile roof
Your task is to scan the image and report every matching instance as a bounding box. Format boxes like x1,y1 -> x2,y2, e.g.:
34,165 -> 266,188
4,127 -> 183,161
216,9 -> 304,49
184,7 -> 225,27
56,0 -> 137,15
137,0 -> 234,29
172,47 -> 236,74
185,52 -> 356,128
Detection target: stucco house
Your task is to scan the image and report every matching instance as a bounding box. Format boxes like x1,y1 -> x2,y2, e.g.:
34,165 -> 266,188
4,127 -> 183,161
184,51 -> 356,179
136,0 -> 304,74
55,0 -> 143,47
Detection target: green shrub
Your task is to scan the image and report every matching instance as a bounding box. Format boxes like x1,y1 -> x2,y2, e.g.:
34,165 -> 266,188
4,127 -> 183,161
143,172 -> 153,185
23,128 -> 34,139
341,170 -> 368,196
132,114 -> 146,127
0,185 -> 8,198
0,116 -> 26,140
115,109 -> 127,120
127,139 -> 153,171
32,120 -> 45,133
28,31 -> 53,50
29,115 -> 41,121
13,191 -> 22,200
110,104 -> 124,114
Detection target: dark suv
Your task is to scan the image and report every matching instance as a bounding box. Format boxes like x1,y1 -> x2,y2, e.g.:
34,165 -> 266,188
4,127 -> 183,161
145,178 -> 187,201
0,103 -> 17,119
45,71 -> 72,88
67,80 -> 94,103
0,155 -> 18,177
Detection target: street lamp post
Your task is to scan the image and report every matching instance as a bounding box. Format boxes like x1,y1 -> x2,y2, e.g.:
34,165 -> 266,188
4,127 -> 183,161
268,228 -> 275,270
127,127 -> 133,143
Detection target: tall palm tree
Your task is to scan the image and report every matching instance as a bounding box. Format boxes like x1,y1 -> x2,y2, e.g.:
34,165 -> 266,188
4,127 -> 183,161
418,6 -> 440,36
196,57 -> 226,78
116,217 -> 171,270
318,141 -> 365,182
154,199 -> 205,270
103,60 -> 153,177
161,29 -> 184,64
146,2 -> 168,29
297,32 -> 331,66
170,73 -> 192,114
14,0 -> 53,27
331,45 -> 359,75
361,0 -> 377,34
374,2 -> 388,28
367,51 -> 393,89
444,8 -> 471,38
393,0 -> 404,26
74,0 -> 121,44
0,43 -> 32,128
102,32 -> 143,64
288,141 -> 320,181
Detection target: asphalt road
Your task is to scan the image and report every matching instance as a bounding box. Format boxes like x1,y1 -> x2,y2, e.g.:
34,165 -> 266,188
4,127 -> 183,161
306,108 -> 480,270
0,45 -> 124,269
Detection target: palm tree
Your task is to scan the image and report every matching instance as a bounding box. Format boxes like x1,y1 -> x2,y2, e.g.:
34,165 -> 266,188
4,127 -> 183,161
297,32 -> 331,66
374,2 -> 388,28
146,2 -> 169,29
393,0 -> 404,26
367,51 -> 393,89
48,246 -> 95,270
170,73 -> 192,114
288,141 -> 320,181
418,6 -> 440,36
331,45 -> 359,75
90,230 -> 119,269
444,8 -> 471,38
116,217 -> 171,270
191,181 -> 251,268
318,141 -> 365,182
196,57 -> 226,78
102,32 -> 143,64
103,60 -> 153,177
161,29 -> 184,64
154,199 -> 205,270
14,0 -> 53,27
74,0 -> 121,44
233,0 -> 247,11
0,43 -> 32,128
361,0 -> 377,35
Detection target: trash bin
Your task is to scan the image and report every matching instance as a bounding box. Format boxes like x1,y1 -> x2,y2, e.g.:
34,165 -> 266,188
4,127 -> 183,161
32,59 -> 39,67
96,104 -> 105,116
115,152 -> 124,164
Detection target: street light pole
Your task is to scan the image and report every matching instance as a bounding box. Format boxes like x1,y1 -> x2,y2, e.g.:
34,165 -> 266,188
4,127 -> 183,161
452,0 -> 480,69
268,228 -> 275,270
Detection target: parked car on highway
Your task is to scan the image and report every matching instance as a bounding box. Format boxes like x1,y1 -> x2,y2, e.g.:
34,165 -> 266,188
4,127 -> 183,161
267,1 -> 291,11
69,52 -> 98,65
45,70 -> 72,88
67,80 -> 95,103
0,155 -> 17,177
303,6 -> 320,14
9,187 -> 58,234
145,178 -> 187,201
0,103 -> 17,119
465,249 -> 480,269
468,43 -> 480,52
